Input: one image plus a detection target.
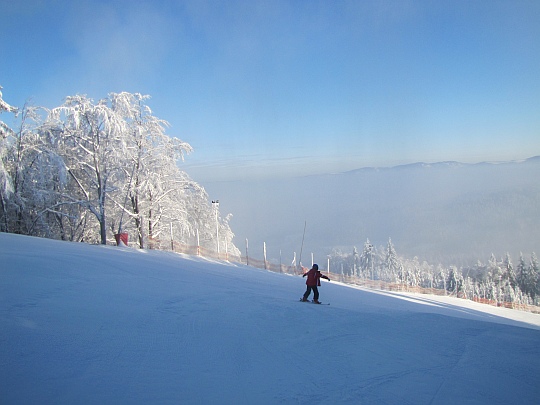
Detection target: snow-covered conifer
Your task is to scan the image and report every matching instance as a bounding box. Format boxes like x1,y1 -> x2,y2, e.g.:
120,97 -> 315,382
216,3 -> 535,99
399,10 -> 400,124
502,252 -> 517,288
359,239 -> 374,279
384,238 -> 401,282
516,253 -> 528,294
530,253 -> 539,302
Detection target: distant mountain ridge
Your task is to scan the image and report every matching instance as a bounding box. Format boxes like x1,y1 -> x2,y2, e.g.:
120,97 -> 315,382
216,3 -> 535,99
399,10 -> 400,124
344,155 -> 540,174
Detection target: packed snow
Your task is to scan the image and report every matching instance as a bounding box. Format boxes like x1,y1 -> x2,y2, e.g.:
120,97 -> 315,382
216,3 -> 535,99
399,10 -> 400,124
1,233 -> 539,404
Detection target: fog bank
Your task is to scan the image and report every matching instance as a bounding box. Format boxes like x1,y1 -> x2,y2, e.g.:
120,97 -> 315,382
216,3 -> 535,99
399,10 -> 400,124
203,157 -> 540,267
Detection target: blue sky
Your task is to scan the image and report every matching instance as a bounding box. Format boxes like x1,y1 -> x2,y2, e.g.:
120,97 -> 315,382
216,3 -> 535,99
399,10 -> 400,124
2,0 -> 539,181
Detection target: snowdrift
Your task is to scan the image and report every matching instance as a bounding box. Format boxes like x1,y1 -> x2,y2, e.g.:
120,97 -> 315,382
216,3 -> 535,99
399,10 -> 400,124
1,233 -> 539,404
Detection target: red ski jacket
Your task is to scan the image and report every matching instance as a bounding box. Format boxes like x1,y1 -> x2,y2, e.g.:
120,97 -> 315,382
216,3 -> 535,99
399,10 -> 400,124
303,268 -> 330,286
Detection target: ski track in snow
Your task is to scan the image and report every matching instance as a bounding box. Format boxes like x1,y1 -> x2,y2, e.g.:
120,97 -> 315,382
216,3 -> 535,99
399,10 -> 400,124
1,233 -> 540,404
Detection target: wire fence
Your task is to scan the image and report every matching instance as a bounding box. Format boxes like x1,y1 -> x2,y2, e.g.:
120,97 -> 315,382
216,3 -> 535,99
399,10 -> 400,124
146,238 -> 540,315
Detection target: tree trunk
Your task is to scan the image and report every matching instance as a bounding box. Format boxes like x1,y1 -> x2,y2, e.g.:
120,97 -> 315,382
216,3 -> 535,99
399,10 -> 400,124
148,208 -> 153,249
130,194 -> 144,249
98,183 -> 107,245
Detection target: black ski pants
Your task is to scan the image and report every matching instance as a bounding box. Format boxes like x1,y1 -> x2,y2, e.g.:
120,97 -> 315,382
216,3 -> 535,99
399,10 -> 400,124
303,285 -> 319,300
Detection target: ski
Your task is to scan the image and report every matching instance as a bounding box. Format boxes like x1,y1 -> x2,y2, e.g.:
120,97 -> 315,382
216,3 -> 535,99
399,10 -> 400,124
299,299 -> 330,305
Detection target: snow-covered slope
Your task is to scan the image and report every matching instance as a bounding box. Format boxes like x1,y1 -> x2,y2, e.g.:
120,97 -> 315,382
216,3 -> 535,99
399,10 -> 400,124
1,233 -> 539,404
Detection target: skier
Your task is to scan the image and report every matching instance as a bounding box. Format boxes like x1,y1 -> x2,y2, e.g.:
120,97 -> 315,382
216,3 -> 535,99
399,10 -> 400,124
301,264 -> 330,304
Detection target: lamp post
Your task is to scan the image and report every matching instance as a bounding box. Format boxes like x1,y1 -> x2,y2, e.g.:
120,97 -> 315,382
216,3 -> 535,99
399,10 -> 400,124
368,244 -> 374,281
327,255 -> 331,277
212,200 -> 220,255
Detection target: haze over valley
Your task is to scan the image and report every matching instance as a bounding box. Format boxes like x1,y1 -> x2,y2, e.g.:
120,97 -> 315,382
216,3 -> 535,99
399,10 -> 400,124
204,156 -> 540,267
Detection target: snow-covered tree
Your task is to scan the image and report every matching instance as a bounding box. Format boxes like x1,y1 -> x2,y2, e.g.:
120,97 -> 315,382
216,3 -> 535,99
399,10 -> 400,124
530,253 -> 540,301
500,278 -> 517,304
516,252 -> 539,301
1,89 -> 239,255
487,253 -> 503,286
415,258 -> 434,289
359,239 -> 374,279
0,85 -> 17,137
516,253 -> 528,294
446,266 -> 463,295
44,95 -> 128,244
384,238 -> 401,282
107,92 -> 192,248
434,265 -> 447,291
0,86 -> 17,231
462,276 -> 475,300
1,92 -> 85,240
0,99 -> 53,235
352,246 -> 360,277
502,252 -> 517,288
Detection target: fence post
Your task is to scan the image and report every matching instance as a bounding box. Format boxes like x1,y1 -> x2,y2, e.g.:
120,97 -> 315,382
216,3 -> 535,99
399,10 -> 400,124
170,222 -> 174,251
245,238 -> 249,266
196,229 -> 200,256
